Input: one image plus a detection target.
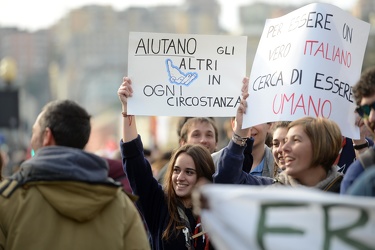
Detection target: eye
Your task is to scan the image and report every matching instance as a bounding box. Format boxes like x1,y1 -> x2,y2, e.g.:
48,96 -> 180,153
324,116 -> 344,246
192,132 -> 200,138
272,141 -> 280,147
173,167 -> 180,174
186,170 -> 195,176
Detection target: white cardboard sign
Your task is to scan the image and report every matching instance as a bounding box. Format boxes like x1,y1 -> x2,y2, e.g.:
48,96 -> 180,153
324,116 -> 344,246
199,185 -> 375,250
127,32 -> 247,117
244,3 -> 370,139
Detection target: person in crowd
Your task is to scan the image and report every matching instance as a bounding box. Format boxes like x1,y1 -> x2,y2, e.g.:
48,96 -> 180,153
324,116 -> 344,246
156,116 -> 218,183
0,100 -> 150,250
106,157 -> 133,193
152,151 -> 172,177
118,77 -> 215,250
334,113 -> 374,174
270,121 -> 291,176
341,66 -> 375,194
212,78 -> 274,178
214,78 -> 343,193
214,116 -> 255,174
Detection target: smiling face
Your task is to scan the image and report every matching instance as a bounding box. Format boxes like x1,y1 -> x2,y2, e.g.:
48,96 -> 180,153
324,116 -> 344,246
272,127 -> 288,170
282,125 -> 314,179
172,153 -> 198,206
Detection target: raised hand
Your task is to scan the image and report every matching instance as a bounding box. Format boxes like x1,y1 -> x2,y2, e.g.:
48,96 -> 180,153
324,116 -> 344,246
118,77 -> 134,111
234,77 -> 250,138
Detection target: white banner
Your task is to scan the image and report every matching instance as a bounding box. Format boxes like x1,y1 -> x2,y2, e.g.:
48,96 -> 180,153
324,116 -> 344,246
198,185 -> 375,250
244,3 -> 370,139
127,32 -> 247,117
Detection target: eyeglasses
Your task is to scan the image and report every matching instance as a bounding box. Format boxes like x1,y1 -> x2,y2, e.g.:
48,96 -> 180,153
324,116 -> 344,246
356,102 -> 375,118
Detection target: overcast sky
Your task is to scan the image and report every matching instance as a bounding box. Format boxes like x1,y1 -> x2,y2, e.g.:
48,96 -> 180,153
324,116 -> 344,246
0,0 -> 356,33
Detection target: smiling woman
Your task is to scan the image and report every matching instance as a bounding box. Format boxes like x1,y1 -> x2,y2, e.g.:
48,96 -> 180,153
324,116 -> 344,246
215,115 -> 344,192
163,144 -> 215,242
118,76 -> 216,250
213,76 -> 344,193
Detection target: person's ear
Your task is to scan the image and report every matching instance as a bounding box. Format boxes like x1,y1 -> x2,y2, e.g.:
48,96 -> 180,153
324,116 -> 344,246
42,127 -> 56,146
179,139 -> 186,146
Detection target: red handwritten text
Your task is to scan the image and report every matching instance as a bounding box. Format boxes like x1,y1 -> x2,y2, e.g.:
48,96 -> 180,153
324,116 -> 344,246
304,40 -> 352,68
272,93 -> 332,117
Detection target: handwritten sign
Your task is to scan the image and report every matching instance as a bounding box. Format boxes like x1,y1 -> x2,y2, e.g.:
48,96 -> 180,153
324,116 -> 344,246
198,185 -> 375,250
127,32 -> 247,117
244,3 -> 370,139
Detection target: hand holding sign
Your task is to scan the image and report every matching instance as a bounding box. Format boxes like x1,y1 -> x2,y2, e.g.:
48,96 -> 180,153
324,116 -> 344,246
127,32 -> 247,117
244,3 -> 370,139
118,77 -> 133,113
234,77 -> 250,139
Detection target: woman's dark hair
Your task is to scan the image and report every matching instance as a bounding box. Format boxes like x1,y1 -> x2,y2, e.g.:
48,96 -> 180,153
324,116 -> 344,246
162,144 -> 215,240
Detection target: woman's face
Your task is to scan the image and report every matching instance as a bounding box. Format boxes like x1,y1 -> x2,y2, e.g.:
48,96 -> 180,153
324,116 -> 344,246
282,125 -> 313,179
172,153 -> 198,206
272,127 -> 288,170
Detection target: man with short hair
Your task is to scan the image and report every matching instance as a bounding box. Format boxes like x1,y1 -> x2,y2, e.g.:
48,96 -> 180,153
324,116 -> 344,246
0,100 -> 150,250
156,116 -> 218,183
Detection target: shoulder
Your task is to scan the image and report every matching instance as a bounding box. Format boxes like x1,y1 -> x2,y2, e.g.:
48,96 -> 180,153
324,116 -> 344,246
345,158 -> 365,177
0,179 -> 20,198
324,172 -> 343,193
264,146 -> 273,158
211,148 -> 224,160
358,147 -> 375,169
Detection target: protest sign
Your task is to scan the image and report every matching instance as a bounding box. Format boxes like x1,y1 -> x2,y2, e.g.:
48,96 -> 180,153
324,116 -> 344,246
244,3 -> 370,139
198,185 -> 375,250
127,32 -> 247,117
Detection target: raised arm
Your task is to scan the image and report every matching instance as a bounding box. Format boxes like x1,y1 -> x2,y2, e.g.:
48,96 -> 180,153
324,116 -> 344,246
118,77 -> 166,227
118,77 -> 138,142
213,77 -> 273,185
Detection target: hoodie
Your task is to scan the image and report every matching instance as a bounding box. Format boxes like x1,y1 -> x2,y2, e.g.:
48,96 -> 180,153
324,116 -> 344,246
0,146 -> 150,250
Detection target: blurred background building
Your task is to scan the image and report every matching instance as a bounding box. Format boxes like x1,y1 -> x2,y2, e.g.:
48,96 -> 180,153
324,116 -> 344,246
0,0 -> 374,175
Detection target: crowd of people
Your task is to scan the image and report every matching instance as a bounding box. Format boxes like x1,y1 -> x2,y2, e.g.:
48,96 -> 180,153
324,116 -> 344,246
0,62 -> 374,249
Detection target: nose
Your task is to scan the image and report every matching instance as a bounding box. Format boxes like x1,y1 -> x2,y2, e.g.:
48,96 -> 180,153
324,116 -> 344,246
200,136 -> 208,144
281,140 -> 290,152
177,171 -> 185,180
276,142 -> 284,153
